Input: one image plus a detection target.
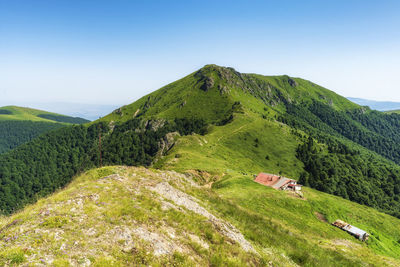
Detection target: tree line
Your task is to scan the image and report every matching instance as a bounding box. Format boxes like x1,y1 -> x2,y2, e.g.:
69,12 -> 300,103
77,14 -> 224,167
279,100 -> 400,218
0,118 -> 207,214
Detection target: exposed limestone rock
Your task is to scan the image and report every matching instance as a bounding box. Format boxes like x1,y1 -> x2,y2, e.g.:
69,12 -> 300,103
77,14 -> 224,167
132,226 -> 184,256
133,109 -> 140,118
145,119 -> 166,131
157,131 -> 180,157
148,182 -> 256,253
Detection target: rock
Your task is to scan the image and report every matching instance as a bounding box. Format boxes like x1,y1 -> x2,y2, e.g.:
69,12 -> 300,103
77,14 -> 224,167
146,119 -> 166,131
179,101 -> 187,108
148,182 -> 256,253
113,107 -> 123,116
194,69 -> 215,91
108,120 -> 115,131
133,109 -> 140,118
132,226 -> 183,256
189,234 -> 209,249
157,132 -> 180,157
287,78 -> 298,87
80,258 -> 91,267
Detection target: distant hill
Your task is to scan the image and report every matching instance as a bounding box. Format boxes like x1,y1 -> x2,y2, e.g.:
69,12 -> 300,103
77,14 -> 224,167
347,97 -> 400,111
0,106 -> 90,123
0,106 -> 89,153
385,109 -> 400,114
4,102 -> 120,121
2,65 -> 400,263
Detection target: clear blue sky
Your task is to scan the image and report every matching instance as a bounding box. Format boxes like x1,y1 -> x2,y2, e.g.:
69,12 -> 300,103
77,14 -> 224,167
1,0 -> 400,105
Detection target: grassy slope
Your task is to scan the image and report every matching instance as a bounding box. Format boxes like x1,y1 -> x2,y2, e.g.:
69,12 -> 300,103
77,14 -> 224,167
98,65 -> 359,125
385,109 -> 400,114
99,67 -> 235,124
157,111 -> 400,262
0,166 -> 281,266
250,74 -> 360,111
0,106 -> 89,123
0,166 -> 398,266
97,64 -> 400,262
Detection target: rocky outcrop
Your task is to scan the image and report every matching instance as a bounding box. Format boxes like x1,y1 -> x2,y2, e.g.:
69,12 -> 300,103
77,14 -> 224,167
144,119 -> 166,132
156,131 -> 180,157
195,70 -> 215,91
287,77 -> 298,87
149,181 -> 256,253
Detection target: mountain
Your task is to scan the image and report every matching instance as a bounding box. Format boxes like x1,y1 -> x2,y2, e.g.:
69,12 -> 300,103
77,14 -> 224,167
0,106 -> 89,154
347,97 -> 400,111
2,65 -> 400,264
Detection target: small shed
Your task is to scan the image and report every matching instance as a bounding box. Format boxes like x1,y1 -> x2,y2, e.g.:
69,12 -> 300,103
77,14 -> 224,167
332,220 -> 369,241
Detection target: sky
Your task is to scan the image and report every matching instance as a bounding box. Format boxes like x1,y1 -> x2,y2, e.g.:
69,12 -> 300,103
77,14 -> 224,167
1,0 -> 400,107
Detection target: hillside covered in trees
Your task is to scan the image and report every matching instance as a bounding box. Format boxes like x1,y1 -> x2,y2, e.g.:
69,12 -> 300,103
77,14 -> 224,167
0,106 -> 89,154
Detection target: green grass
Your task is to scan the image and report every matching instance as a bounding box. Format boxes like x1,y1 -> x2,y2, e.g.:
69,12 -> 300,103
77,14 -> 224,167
385,109 -> 400,114
2,166 -> 398,266
0,106 -> 88,123
211,176 -> 400,261
97,64 -> 360,126
98,66 -> 236,124
156,111 -> 400,264
156,112 -> 303,179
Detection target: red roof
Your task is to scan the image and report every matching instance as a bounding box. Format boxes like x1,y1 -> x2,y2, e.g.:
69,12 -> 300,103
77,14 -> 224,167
254,173 -> 281,187
255,173 -> 300,189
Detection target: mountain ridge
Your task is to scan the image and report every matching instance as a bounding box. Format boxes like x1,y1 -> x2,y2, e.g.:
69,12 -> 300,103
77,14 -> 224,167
0,105 -> 89,124
98,64 -> 360,125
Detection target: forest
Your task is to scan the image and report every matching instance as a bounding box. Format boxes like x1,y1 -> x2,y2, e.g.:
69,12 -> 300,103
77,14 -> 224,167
0,121 -> 65,154
0,118 -> 207,214
280,100 -> 400,218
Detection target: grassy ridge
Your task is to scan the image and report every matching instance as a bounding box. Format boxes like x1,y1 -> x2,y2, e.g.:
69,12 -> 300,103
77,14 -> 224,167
0,106 -> 89,123
1,166 -> 399,266
385,109 -> 400,114
99,65 -> 359,125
